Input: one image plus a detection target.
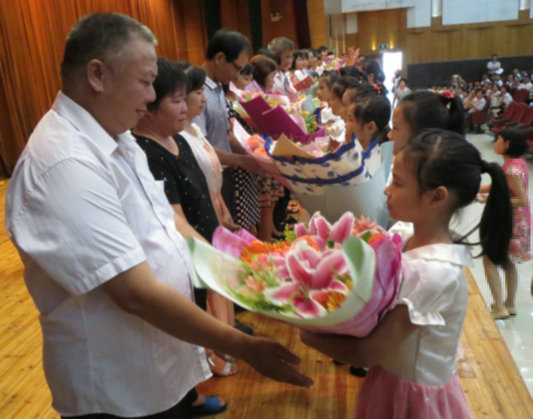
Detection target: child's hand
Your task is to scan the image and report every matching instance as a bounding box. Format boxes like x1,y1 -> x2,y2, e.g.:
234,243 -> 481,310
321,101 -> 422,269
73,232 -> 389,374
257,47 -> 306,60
475,193 -> 488,203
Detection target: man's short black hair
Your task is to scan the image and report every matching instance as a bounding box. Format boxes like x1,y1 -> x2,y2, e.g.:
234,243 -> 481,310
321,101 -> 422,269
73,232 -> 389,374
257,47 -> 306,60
61,12 -> 156,83
205,29 -> 250,62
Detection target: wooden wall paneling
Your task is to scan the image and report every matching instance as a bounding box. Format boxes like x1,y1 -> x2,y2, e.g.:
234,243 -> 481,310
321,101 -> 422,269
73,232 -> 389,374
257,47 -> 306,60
326,14 -> 345,54
321,7 -> 533,67
306,0 -> 327,48
499,22 -> 533,57
345,34 -> 359,52
356,8 -> 406,56
430,30 -> 453,62
465,27 -> 495,61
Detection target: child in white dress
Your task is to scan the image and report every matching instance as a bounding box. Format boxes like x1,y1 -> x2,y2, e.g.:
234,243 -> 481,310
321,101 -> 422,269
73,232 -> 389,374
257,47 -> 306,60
301,129 -> 512,418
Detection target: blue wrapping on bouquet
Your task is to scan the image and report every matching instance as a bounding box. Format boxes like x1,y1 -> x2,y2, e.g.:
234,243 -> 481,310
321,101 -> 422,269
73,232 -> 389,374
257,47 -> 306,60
267,138 -> 394,228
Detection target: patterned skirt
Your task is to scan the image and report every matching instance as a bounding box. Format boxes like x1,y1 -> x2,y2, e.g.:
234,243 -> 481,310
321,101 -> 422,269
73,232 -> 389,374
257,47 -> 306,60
233,167 -> 259,230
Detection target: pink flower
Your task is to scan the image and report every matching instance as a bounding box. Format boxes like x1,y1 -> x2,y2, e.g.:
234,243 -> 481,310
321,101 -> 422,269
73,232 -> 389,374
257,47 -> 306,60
307,233 -> 403,336
212,226 -> 256,258
352,216 -> 386,237
292,295 -> 325,317
286,241 -> 348,289
266,241 -> 350,318
267,282 -> 327,318
294,211 -> 355,247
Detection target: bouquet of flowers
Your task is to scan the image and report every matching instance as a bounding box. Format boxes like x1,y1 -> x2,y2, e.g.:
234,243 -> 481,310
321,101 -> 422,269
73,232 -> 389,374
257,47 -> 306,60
265,137 -> 394,226
188,212 -> 402,337
239,95 -> 326,144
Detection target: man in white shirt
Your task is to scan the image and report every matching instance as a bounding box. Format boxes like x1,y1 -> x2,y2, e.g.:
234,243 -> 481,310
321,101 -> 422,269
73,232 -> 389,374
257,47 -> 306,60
518,76 -> 532,91
5,12 -> 311,419
487,53 -> 503,75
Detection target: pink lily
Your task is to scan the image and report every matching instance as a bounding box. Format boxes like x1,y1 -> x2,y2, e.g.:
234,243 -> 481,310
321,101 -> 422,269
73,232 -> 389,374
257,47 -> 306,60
286,241 -> 348,289
294,211 -> 355,247
306,233 -> 403,336
266,241 -> 349,317
267,282 -> 327,318
212,226 -> 256,258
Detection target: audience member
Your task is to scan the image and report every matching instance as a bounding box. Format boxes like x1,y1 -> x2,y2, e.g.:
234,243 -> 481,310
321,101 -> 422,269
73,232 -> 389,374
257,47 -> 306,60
391,78 -> 411,108
487,53 -> 504,75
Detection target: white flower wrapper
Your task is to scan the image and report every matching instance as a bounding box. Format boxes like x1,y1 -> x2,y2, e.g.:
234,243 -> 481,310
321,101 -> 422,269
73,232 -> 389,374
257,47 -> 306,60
187,236 -> 378,330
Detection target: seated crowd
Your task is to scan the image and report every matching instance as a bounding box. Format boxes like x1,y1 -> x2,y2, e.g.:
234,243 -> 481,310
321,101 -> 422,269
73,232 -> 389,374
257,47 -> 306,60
427,66 -> 533,133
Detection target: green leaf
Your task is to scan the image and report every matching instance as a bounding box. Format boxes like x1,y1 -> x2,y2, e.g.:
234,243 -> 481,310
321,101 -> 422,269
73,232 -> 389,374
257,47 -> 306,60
360,231 -> 372,243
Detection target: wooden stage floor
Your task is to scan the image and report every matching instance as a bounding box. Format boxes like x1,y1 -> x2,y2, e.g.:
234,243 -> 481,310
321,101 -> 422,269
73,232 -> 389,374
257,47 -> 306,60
1,179 -> 532,418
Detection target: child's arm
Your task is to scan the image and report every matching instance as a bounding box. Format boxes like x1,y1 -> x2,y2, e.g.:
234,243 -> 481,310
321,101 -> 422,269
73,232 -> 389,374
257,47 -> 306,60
476,184 -> 491,203
507,173 -> 528,207
300,305 -> 418,367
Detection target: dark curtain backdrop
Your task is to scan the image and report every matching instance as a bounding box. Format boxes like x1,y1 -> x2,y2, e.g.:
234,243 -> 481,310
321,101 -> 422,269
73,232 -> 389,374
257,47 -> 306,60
202,0 -> 221,40
292,0 -> 311,49
248,0 -> 262,53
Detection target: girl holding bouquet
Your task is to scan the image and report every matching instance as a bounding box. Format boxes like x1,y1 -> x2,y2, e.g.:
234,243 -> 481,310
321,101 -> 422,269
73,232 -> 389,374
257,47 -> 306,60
388,90 -> 464,154
343,93 -> 391,178
290,50 -> 309,83
301,129 -> 512,418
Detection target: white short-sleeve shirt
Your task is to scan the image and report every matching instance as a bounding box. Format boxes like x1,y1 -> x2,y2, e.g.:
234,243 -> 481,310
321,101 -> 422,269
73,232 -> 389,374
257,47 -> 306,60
5,92 -> 211,417
379,222 -> 473,386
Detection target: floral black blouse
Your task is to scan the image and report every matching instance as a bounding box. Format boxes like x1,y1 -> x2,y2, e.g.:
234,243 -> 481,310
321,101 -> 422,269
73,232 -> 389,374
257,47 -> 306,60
134,133 -> 219,242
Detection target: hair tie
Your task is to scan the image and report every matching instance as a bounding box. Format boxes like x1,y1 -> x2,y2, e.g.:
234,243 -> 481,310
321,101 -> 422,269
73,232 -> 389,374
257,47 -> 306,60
440,89 -> 455,100
481,160 -> 490,173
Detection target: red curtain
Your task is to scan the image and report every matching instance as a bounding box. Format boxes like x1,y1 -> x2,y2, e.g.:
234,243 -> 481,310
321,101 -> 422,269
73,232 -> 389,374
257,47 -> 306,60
0,0 -> 208,178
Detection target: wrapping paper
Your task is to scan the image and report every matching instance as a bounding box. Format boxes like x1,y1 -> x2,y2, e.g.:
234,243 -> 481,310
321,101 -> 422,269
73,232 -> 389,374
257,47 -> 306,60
230,117 -> 284,180
267,140 -> 394,227
240,95 -> 326,144
187,211 -> 403,336
188,235 -> 377,330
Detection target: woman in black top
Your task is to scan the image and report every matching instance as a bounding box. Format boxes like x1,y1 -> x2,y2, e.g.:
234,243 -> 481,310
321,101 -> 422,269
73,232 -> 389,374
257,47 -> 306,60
132,61 -> 219,243
134,134 -> 219,242
132,57 -> 233,413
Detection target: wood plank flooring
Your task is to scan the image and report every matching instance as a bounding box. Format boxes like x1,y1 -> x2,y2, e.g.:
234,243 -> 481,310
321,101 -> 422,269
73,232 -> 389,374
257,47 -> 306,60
1,179 -> 532,418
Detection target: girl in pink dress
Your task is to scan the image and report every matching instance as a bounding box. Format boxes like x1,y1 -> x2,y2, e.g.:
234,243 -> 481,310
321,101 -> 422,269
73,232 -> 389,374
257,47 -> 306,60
301,129 -> 512,418
480,127 -> 531,319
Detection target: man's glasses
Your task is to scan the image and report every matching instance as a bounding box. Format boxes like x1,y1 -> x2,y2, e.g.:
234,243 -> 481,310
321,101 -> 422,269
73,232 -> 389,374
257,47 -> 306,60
229,60 -> 243,72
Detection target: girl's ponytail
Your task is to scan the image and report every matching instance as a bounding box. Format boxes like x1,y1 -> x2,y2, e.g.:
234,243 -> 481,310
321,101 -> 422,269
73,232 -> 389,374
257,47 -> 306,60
401,91 -> 465,137
479,160 -> 512,265
404,129 -> 512,266
445,96 -> 465,135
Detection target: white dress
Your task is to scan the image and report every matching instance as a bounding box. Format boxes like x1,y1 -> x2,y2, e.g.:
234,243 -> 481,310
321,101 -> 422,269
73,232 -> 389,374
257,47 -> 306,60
355,221 -> 473,419
180,123 -> 224,217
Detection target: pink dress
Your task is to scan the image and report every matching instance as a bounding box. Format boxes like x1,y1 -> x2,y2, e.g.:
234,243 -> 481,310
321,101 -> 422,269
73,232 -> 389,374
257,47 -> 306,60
355,222 -> 473,419
503,158 -> 531,263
